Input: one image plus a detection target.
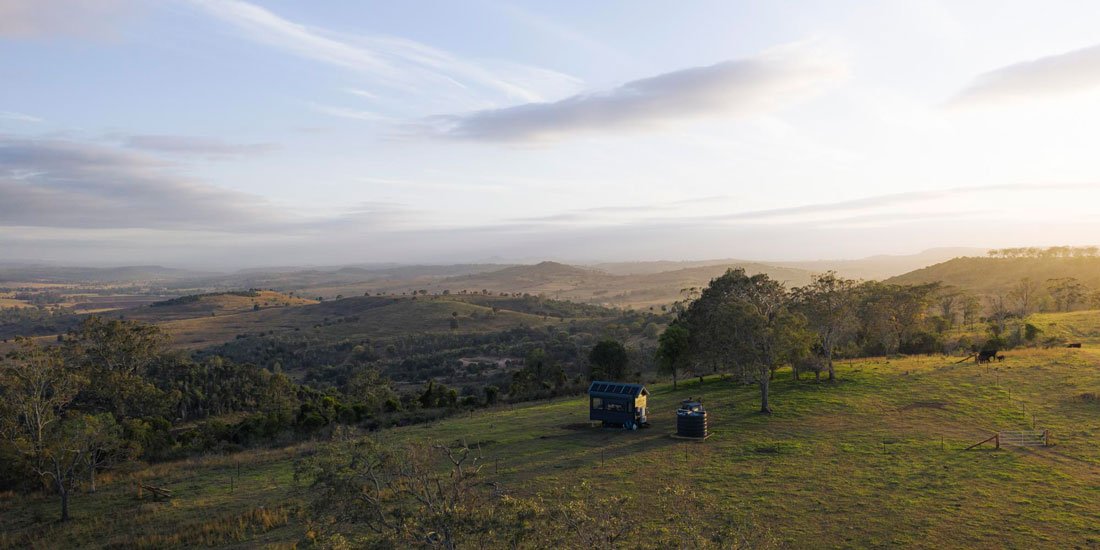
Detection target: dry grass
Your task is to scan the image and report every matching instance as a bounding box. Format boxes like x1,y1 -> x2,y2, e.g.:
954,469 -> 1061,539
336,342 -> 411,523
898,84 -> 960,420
156,295 -> 558,349
128,506 -> 291,549
6,312 -> 1100,547
0,297 -> 31,308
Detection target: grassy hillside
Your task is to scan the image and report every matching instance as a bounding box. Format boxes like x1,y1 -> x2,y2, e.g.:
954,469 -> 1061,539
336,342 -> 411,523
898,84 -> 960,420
238,261 -> 816,309
122,290 -> 317,323
156,295 -> 560,349
607,263 -> 814,306
7,311 -> 1100,548
440,261 -> 816,309
773,247 -> 987,281
1028,310 -> 1100,345
216,264 -> 512,295
888,256 -> 1100,296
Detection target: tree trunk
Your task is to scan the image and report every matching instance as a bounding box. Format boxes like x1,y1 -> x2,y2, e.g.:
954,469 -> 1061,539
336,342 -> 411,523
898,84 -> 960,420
759,376 -> 772,414
89,466 -> 96,493
826,348 -> 836,382
59,484 -> 70,522
672,370 -> 677,390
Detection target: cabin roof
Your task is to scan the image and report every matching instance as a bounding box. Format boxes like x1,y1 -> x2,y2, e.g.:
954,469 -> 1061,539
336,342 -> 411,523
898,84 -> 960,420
588,381 -> 648,398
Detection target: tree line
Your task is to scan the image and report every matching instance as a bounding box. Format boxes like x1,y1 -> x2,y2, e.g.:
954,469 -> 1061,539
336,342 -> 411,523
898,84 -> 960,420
656,269 -> 969,414
0,316 -> 558,522
987,246 -> 1100,258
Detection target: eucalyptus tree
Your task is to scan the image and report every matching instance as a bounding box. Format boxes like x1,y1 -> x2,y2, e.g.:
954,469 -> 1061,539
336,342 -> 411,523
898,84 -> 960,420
855,281 -> 939,355
792,272 -> 858,382
655,323 -> 690,389
680,269 -> 811,413
0,339 -> 106,521
1047,277 -> 1086,312
62,316 -> 169,418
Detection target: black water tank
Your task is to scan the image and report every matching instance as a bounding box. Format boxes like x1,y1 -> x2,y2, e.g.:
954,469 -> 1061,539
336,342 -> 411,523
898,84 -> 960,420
676,400 -> 708,438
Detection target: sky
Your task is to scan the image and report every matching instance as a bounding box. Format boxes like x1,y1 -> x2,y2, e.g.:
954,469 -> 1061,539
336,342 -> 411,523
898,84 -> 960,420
4,0 -> 1100,268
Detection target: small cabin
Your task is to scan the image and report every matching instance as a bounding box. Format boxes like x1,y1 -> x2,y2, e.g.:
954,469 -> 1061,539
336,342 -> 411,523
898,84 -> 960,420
588,381 -> 648,429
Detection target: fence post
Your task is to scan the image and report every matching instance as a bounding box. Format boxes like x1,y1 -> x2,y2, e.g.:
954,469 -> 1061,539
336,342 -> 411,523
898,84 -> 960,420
995,433 -> 999,449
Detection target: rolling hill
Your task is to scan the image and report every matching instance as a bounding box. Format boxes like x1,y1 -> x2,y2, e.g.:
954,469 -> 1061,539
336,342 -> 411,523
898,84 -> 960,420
7,309 -> 1100,547
596,248 -> 986,280
440,260 -> 816,308
158,295 -> 561,350
773,247 -> 988,281
888,256 -> 1100,295
120,290 -> 318,323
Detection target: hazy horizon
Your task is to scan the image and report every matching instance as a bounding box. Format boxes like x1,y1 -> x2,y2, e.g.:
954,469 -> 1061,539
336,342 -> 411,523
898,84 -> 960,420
5,1 -> 1100,266
0,246 -> 991,272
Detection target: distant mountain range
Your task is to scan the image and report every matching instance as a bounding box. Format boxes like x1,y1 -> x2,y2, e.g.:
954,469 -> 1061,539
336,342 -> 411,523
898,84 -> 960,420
589,248 -> 986,280
0,265 -> 217,284
0,248 -> 988,304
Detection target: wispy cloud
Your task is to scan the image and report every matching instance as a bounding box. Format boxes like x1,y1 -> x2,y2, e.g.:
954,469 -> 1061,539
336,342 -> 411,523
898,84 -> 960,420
343,88 -> 379,100
188,0 -> 578,106
188,0 -> 388,71
0,111 -> 43,123
357,176 -> 507,193
114,134 -> 277,157
745,183 -> 1095,220
949,42 -> 1100,107
487,2 -> 638,71
420,45 -> 846,142
508,183 -> 1100,228
309,103 -> 389,122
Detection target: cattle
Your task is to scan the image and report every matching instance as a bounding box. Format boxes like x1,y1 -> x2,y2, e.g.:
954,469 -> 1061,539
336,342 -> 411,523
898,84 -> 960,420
976,350 -> 998,364
996,355 -> 1005,362
1068,343 -> 1083,348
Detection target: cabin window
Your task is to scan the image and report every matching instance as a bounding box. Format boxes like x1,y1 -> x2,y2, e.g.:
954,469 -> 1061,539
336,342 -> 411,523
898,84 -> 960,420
591,397 -> 603,409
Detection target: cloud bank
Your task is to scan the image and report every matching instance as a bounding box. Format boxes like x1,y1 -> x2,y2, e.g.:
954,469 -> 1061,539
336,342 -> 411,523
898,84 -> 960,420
0,0 -> 139,39
950,42 -> 1100,106
423,46 -> 845,142
2,140 -> 1097,269
116,134 -> 277,158
0,136 -> 274,230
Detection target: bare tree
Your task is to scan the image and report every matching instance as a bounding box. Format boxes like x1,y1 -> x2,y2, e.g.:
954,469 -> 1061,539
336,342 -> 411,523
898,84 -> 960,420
936,287 -> 961,328
299,434 -> 502,549
1008,277 -> 1040,316
548,481 -> 632,548
987,293 -> 1011,337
